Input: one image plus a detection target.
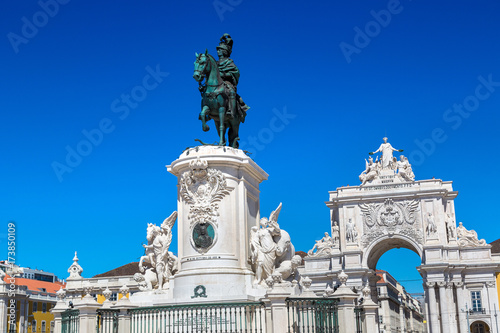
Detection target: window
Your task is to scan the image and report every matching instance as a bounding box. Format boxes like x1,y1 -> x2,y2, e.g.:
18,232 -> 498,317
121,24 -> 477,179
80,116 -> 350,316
32,320 -> 37,332
50,321 -> 54,333
42,303 -> 47,313
33,302 -> 38,312
110,293 -> 118,301
41,321 -> 46,333
471,291 -> 482,311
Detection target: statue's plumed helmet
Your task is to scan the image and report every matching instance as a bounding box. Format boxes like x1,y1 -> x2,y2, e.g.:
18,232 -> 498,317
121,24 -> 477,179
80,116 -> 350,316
216,33 -> 233,56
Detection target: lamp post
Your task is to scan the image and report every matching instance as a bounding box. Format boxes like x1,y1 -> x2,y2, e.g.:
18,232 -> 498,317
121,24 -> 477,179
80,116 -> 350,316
460,303 -> 471,333
494,304 -> 498,333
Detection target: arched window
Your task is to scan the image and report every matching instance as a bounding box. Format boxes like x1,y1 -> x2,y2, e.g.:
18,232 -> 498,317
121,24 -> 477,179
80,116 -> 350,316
471,321 -> 490,333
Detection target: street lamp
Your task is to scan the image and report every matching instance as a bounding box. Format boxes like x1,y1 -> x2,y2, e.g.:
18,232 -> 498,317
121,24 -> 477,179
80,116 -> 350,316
460,303 -> 471,333
494,304 -> 499,333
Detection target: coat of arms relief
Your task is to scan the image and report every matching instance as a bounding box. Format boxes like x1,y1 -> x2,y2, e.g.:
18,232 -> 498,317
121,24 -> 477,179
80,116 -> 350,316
360,198 -> 423,247
180,157 -> 231,253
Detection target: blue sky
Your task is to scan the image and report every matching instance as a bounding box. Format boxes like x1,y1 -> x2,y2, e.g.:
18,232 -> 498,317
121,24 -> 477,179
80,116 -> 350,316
1,0 -> 499,293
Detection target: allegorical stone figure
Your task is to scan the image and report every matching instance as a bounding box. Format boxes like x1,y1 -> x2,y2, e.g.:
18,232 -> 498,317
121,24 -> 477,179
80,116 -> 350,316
456,222 -> 487,247
249,203 -> 295,286
308,232 -> 332,255
445,214 -> 456,240
346,218 -> 358,243
397,155 -> 415,181
359,156 -> 378,185
332,221 -> 340,246
137,212 -> 178,290
369,137 -> 403,169
426,213 -> 437,236
275,255 -> 302,281
250,204 -> 282,285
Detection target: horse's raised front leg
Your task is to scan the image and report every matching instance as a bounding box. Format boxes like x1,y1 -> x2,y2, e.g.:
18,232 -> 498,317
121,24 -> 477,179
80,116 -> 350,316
200,105 -> 210,132
139,256 -> 145,272
218,106 -> 226,146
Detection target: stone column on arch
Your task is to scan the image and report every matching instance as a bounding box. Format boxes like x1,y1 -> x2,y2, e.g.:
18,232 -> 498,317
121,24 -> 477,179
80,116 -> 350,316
438,282 -> 451,333
445,282 -> 458,333
454,282 -> 468,333
409,308 -> 414,332
426,281 -> 441,333
485,281 -> 499,333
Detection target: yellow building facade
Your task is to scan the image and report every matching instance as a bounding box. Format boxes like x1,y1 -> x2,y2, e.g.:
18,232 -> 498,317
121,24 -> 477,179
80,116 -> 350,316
1,274 -> 63,333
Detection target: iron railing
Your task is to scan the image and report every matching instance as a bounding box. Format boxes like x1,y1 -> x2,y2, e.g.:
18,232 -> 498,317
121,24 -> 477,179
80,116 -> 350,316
286,298 -> 339,333
97,309 -> 119,333
128,302 -> 265,333
61,309 -> 79,333
354,306 -> 363,333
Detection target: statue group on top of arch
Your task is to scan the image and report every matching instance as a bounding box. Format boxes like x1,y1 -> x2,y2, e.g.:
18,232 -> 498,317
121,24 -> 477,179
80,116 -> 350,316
134,212 -> 179,291
359,137 -> 415,185
249,203 -> 301,286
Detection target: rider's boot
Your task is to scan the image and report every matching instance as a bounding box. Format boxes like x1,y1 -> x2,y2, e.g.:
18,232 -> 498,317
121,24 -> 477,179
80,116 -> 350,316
228,92 -> 237,118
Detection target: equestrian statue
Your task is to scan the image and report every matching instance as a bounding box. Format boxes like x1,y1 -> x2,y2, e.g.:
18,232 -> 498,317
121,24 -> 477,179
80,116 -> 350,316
193,34 -> 250,148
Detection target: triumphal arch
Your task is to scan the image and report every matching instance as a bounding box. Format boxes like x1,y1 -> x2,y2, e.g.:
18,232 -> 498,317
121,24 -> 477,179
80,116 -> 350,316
302,137 -> 499,333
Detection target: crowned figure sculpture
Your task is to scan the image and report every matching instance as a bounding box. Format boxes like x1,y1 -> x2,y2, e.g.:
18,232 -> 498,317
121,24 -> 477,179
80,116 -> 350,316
193,34 -> 250,148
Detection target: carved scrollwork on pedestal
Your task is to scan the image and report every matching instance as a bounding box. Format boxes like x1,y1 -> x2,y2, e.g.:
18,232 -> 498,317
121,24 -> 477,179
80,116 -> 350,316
180,157 -> 231,228
180,157 -> 231,253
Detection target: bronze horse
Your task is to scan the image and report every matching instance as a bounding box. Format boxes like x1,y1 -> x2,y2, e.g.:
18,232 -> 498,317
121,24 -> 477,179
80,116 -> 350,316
193,50 -> 245,148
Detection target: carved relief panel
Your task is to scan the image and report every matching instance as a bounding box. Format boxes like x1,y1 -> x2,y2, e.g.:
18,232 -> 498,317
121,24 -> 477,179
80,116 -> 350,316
180,157 -> 231,253
360,198 -> 423,247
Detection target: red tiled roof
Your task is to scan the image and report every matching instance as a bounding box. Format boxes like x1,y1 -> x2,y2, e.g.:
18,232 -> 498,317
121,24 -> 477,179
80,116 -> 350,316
93,262 -> 141,278
490,239 -> 500,254
376,270 -> 387,284
2,274 -> 65,294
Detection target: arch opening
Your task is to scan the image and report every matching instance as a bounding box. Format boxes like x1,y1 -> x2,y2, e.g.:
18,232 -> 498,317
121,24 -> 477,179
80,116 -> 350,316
365,235 -> 423,271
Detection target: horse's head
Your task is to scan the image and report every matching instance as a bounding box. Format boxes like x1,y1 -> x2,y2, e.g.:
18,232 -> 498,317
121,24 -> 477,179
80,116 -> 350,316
146,223 -> 159,241
193,49 -> 212,83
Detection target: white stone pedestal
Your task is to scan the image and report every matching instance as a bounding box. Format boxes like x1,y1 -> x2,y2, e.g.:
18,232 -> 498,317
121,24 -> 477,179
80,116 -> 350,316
167,146 -> 268,302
